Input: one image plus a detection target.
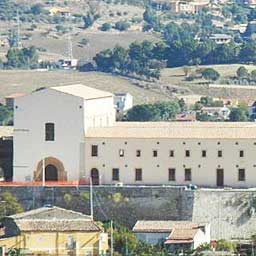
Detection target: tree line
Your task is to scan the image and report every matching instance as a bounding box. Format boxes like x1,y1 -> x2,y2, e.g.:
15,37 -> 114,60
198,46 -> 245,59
90,21 -> 256,79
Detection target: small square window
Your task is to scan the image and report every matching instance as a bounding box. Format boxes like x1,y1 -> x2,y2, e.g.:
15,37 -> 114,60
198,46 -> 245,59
136,150 -> 141,157
119,149 -> 124,157
169,168 -> 176,181
202,150 -> 206,157
238,168 -> 245,181
135,168 -> 142,181
185,168 -> 192,181
218,150 -> 222,157
239,150 -> 244,157
185,150 -> 190,157
153,150 -> 158,157
112,168 -> 119,181
169,150 -> 174,157
91,145 -> 98,157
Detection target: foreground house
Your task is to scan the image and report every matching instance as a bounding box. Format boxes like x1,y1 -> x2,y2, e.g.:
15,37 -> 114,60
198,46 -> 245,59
132,221 -> 210,252
0,206 -> 108,255
7,83 -> 256,188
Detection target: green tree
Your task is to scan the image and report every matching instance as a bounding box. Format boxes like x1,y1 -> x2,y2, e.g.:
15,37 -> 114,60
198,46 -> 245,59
31,4 -> 43,15
0,105 -> 13,125
201,68 -> 220,81
0,192 -> 23,219
236,66 -> 248,78
251,70 -> 256,80
240,40 -> 256,63
83,13 -> 95,29
216,239 -> 236,252
126,104 -> 161,121
229,107 -> 248,121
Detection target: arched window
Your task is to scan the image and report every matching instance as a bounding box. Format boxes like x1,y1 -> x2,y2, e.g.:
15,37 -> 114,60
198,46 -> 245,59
45,123 -> 55,141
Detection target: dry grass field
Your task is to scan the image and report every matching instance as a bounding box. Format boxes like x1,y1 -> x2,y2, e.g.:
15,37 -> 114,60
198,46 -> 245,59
0,70 -> 170,104
160,65 -> 256,102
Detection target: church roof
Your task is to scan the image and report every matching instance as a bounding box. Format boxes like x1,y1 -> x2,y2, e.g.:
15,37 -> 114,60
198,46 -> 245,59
51,84 -> 113,100
86,122 -> 256,139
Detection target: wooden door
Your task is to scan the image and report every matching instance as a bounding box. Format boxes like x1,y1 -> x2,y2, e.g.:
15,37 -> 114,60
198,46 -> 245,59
216,169 -> 224,187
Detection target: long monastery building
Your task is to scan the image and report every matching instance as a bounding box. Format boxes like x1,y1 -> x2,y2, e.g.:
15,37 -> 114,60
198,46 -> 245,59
2,84 -> 256,188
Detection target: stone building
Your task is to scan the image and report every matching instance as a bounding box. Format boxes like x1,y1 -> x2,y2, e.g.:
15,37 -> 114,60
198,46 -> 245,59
12,84 -> 256,188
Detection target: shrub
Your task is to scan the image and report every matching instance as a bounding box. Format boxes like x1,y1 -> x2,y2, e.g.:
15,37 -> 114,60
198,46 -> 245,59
101,23 -> 111,31
201,68 -> 220,81
114,21 -> 130,31
236,66 -> 248,78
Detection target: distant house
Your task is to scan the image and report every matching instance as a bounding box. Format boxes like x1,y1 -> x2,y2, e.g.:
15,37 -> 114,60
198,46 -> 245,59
133,221 -> 210,252
58,58 -> 78,70
48,7 -> 71,18
200,106 -> 231,120
114,93 -> 133,113
175,112 -> 197,122
0,206 -> 108,255
209,34 -> 232,44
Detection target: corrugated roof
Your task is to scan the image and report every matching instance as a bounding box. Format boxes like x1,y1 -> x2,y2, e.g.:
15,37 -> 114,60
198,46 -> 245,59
86,122 -> 256,139
0,126 -> 13,138
51,84 -> 113,100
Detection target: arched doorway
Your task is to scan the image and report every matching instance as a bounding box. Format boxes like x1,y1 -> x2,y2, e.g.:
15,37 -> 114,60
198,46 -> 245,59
34,157 -> 67,182
45,164 -> 58,181
91,168 -> 99,185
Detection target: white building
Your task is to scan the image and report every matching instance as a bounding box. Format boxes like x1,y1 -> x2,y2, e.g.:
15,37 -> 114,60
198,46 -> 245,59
200,106 -> 231,120
12,84 -> 256,188
132,221 -> 210,251
114,93 -> 133,113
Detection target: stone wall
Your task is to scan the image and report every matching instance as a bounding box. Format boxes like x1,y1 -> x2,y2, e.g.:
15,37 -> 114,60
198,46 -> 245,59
1,186 -> 256,240
0,186 -> 194,228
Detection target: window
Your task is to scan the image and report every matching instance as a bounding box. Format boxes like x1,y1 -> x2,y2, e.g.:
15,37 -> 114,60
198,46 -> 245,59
135,168 -> 142,181
169,150 -> 174,157
169,168 -> 176,181
185,150 -> 190,157
238,168 -> 245,181
153,150 -> 158,157
202,150 -> 206,157
119,149 -> 124,157
239,150 -> 244,157
218,150 -> 222,157
185,168 -> 192,181
136,150 -> 141,157
91,145 -> 98,157
112,168 -> 119,181
45,123 -> 54,141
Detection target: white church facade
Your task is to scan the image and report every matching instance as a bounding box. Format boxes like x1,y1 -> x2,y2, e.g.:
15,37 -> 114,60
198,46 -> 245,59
13,84 -> 256,188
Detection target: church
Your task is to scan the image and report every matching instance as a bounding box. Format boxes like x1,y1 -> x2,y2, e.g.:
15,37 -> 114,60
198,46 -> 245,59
12,84 -> 256,188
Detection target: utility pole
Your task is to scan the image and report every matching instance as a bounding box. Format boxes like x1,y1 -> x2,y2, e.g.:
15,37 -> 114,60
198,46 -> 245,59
90,177 -> 93,219
42,158 -> 45,187
110,220 -> 113,256
16,10 -> 21,49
